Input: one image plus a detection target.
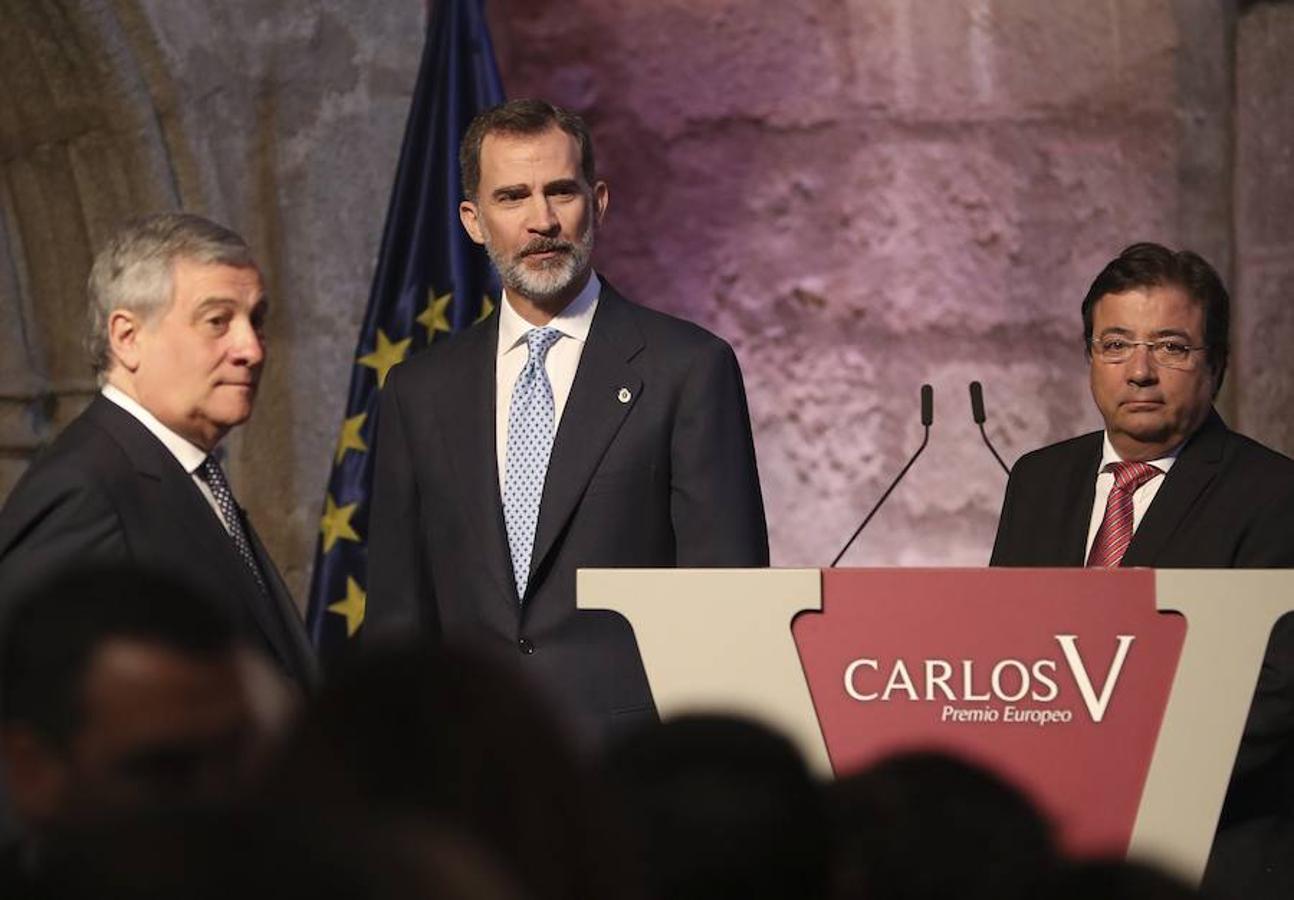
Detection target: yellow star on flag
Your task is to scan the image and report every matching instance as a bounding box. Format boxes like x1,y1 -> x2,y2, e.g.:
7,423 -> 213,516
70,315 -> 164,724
334,412 -> 368,464
417,291 -> 453,335
327,576 -> 367,638
357,329 -> 411,388
476,294 -> 495,323
319,494 -> 361,553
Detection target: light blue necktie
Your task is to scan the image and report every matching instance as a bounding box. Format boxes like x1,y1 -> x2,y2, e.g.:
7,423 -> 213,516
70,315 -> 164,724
504,326 -> 562,600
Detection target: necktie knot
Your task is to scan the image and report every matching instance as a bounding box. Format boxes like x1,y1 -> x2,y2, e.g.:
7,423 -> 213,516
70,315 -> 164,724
525,326 -> 562,364
1086,460 -> 1163,568
1105,460 -> 1162,494
198,456 -> 223,483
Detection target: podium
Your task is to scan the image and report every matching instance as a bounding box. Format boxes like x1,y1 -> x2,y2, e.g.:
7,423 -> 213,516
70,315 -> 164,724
578,567 -> 1294,884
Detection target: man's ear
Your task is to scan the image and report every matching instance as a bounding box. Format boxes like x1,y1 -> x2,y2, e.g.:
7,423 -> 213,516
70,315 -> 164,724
0,727 -> 69,828
459,200 -> 486,246
593,180 -> 609,225
108,309 -> 145,373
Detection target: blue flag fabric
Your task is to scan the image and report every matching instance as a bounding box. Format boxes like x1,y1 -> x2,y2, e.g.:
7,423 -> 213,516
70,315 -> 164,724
305,0 -> 504,660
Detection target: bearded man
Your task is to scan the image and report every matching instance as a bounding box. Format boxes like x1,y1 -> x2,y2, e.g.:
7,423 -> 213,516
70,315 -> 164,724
365,99 -> 768,745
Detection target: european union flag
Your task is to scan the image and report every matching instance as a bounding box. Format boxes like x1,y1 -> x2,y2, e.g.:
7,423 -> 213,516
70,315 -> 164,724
306,0 -> 504,661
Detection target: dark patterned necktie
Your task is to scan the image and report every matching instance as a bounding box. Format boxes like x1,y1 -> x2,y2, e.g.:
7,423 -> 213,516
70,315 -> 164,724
198,456 -> 269,596
1086,461 -> 1163,568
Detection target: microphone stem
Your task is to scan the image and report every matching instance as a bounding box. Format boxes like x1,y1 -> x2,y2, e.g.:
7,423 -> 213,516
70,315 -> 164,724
831,426 -> 930,567
978,422 -> 1010,475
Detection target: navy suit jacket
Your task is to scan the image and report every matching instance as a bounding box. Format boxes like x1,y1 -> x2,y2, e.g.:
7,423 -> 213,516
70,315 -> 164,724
991,410 -> 1294,897
366,282 -> 769,742
0,396 -> 316,685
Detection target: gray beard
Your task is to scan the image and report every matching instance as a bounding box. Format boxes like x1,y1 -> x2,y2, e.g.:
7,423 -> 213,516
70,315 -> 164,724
484,227 -> 596,305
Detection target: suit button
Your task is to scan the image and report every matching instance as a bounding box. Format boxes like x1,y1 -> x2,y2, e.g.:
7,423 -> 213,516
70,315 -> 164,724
518,638 -> 534,654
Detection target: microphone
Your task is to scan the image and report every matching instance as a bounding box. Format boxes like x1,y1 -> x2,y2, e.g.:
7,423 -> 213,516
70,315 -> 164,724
831,385 -> 933,567
969,381 -> 1010,476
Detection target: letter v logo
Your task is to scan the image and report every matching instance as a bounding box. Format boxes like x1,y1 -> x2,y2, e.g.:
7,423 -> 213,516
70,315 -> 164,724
1056,634 -> 1135,722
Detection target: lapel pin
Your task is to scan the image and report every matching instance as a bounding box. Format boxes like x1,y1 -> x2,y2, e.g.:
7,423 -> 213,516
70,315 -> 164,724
617,387 -> 632,404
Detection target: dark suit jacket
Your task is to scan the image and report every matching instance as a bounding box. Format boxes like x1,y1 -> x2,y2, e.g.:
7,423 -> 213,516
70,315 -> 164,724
366,281 -> 769,742
991,410 -> 1294,898
0,396 -> 315,685
991,410 -> 1294,570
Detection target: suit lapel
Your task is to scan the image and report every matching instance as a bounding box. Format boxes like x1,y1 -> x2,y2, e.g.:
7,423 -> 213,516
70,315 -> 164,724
528,287 -> 643,592
92,400 -> 247,578
245,522 -> 318,684
87,397 -> 171,481
1123,410 -> 1225,566
88,398 -> 303,669
435,315 -> 518,607
1059,433 -> 1103,565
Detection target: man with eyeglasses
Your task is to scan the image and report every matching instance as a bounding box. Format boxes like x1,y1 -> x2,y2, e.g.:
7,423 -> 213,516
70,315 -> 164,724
991,241 -> 1294,898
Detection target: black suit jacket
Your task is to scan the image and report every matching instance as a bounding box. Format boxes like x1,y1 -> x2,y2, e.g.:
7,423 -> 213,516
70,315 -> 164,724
0,396 -> 316,685
366,282 -> 769,741
991,410 -> 1294,897
991,410 -> 1294,569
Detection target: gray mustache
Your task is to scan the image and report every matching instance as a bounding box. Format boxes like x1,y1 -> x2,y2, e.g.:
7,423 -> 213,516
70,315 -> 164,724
519,238 -> 574,257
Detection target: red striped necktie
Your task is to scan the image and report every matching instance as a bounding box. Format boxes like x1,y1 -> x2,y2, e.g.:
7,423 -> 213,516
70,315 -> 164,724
1086,461 -> 1163,568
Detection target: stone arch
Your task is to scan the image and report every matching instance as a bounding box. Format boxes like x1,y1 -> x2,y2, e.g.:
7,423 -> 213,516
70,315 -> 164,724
0,0 -> 186,492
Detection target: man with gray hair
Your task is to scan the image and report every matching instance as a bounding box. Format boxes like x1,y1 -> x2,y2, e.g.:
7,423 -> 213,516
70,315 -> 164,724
0,213 -> 314,686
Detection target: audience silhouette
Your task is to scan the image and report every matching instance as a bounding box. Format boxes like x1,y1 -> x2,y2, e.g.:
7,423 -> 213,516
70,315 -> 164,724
0,564 -> 1206,898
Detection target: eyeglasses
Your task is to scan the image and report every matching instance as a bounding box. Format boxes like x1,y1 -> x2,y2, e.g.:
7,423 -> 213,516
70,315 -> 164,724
1090,337 -> 1206,369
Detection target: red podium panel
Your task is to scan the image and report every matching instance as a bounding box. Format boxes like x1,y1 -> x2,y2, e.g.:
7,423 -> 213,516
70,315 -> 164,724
793,568 -> 1185,856
579,567 -> 1294,883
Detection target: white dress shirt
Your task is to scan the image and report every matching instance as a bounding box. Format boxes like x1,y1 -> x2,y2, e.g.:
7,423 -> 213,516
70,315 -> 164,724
495,273 -> 601,494
1083,431 -> 1180,560
100,383 -> 232,532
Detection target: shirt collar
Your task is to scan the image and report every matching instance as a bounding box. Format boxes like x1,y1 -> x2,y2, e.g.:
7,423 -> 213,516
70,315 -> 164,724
498,272 -> 601,357
101,383 -> 213,474
1099,430 -> 1180,475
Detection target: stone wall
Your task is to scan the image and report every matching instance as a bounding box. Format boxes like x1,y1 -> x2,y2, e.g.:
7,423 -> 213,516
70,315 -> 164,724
494,0 -> 1246,566
1234,1 -> 1294,451
0,0 -> 1289,601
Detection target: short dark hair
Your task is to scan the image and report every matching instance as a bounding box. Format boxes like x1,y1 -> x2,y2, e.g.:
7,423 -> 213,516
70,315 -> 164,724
0,566 -> 238,744
831,751 -> 1056,900
606,715 -> 830,900
459,99 -> 596,201
1081,242 -> 1230,390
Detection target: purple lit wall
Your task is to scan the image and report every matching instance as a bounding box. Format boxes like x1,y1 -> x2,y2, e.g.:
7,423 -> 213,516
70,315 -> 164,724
0,1 -> 1290,591
490,1 -> 1269,566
